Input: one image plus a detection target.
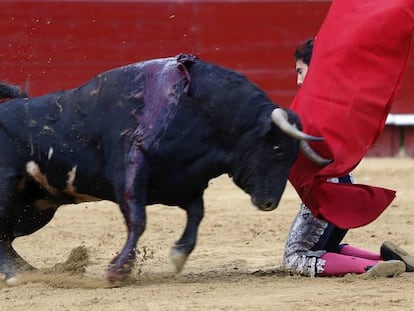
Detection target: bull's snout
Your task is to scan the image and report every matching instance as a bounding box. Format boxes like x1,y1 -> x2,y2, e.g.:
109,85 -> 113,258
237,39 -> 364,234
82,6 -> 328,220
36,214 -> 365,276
251,197 -> 279,211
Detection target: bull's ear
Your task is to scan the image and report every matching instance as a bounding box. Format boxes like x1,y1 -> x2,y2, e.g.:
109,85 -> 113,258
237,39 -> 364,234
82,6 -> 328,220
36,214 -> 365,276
284,109 -> 303,130
259,116 -> 273,137
262,108 -> 298,137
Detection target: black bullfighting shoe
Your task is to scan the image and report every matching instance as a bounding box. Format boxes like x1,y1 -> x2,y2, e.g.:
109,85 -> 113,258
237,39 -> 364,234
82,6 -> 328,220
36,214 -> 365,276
363,260 -> 406,278
381,240 -> 414,272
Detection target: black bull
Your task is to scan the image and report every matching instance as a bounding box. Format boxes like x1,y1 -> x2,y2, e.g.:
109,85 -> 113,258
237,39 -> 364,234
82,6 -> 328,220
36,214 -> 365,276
0,54 -> 325,284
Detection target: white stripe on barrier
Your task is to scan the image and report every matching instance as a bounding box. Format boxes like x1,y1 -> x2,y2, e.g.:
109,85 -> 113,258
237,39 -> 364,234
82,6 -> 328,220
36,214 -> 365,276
385,114 -> 414,126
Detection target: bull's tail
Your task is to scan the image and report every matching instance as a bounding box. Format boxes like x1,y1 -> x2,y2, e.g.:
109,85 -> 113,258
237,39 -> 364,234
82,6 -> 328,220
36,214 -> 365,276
0,82 -> 28,102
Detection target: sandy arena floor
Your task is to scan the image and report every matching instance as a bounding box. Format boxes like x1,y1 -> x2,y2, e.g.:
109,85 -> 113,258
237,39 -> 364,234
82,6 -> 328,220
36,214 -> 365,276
1,157 -> 414,311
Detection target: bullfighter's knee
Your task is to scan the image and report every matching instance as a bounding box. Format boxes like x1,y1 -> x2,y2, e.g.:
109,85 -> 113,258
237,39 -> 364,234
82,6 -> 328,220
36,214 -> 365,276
283,253 -> 326,277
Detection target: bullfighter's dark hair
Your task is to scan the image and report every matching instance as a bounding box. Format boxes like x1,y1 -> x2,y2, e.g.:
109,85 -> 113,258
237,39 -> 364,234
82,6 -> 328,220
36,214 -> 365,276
294,38 -> 314,66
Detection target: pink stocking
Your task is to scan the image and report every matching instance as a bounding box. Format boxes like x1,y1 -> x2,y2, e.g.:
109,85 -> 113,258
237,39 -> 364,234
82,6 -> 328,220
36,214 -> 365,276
339,244 -> 382,260
319,252 -> 381,276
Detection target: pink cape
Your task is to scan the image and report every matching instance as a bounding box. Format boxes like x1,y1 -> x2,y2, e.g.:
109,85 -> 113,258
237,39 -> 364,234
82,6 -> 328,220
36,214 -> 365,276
289,0 -> 414,228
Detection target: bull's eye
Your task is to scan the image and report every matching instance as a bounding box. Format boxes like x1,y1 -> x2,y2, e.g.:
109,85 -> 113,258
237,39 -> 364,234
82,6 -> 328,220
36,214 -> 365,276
272,145 -> 284,156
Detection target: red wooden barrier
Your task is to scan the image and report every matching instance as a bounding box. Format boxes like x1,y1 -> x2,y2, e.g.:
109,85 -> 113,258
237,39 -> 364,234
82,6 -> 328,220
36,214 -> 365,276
1,0 -> 413,156
366,127 -> 401,157
0,0 -> 332,105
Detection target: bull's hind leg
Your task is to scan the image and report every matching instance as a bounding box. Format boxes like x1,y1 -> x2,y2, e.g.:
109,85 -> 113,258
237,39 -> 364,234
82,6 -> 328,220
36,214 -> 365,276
0,171 -> 32,280
0,201 -> 58,284
0,239 -> 19,279
171,194 -> 204,272
0,238 -> 34,280
0,171 -> 59,283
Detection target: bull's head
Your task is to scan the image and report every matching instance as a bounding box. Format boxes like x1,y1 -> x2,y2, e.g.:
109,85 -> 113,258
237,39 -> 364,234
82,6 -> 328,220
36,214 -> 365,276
271,108 -> 332,167
231,108 -> 330,212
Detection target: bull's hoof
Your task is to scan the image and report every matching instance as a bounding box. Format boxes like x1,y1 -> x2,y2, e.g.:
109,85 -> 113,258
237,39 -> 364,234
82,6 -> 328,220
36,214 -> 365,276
170,245 -> 189,273
107,262 -> 133,284
107,270 -> 127,284
5,276 -> 21,287
0,263 -> 17,284
0,272 -> 22,287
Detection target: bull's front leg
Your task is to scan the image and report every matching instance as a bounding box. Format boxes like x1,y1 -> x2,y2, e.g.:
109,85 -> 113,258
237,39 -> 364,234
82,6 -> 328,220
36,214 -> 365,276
107,146 -> 150,283
171,194 -> 204,272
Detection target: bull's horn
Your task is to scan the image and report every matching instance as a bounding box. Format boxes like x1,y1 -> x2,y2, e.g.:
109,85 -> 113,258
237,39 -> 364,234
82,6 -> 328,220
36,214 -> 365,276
300,141 -> 333,166
271,108 -> 332,167
271,108 -> 322,142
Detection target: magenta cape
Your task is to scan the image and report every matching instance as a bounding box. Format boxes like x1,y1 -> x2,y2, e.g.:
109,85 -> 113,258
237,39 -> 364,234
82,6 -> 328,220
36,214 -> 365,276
289,0 -> 414,228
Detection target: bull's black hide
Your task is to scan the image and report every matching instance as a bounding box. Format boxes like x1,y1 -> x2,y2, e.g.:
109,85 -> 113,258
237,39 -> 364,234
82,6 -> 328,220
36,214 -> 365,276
0,54 -> 310,284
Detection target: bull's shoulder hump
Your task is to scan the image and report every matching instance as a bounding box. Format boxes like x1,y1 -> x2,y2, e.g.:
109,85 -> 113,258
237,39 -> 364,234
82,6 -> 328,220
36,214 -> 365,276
123,57 -> 178,70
